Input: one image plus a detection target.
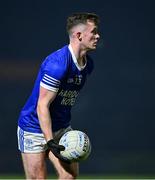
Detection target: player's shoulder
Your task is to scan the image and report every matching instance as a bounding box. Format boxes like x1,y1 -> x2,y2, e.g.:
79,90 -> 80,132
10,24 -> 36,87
49,45 -> 69,59
41,45 -> 70,70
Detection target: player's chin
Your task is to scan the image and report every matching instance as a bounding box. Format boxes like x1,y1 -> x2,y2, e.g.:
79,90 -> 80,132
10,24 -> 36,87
87,44 -> 97,51
91,45 -> 97,50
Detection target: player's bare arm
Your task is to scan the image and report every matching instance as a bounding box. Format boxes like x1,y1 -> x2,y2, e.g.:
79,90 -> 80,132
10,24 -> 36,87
37,86 -> 71,164
37,86 -> 57,141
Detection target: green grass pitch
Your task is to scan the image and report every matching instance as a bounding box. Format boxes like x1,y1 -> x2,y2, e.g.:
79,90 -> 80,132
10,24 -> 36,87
0,174 -> 155,179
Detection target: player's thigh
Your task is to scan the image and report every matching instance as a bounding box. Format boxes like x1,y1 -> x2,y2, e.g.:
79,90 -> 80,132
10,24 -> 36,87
22,152 -> 47,178
48,151 -> 79,178
17,126 -> 48,178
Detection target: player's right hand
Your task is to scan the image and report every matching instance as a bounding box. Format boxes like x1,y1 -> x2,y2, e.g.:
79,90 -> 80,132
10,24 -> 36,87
47,139 -> 71,164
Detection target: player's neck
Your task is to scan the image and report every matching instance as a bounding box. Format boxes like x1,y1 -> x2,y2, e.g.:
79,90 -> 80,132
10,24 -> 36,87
69,43 -> 87,66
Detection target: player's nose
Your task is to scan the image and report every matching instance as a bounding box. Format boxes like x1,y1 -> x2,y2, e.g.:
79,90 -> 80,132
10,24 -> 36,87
95,33 -> 100,40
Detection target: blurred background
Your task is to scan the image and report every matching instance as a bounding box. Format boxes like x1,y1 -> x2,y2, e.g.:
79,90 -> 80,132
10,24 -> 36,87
0,0 -> 155,178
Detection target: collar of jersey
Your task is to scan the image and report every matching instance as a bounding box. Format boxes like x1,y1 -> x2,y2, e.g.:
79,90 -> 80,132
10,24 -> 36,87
68,44 -> 87,71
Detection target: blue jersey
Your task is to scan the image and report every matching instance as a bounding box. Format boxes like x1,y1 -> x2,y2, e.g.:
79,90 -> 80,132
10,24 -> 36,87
18,45 -> 93,133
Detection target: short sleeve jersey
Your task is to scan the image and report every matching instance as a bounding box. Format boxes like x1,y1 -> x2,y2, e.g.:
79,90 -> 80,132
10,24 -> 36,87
18,45 -> 94,133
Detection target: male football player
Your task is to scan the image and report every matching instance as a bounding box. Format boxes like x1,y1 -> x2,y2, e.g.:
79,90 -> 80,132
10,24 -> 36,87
17,12 -> 100,179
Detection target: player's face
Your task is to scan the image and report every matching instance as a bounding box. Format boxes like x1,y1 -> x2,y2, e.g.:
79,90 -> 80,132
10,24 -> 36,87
81,21 -> 100,50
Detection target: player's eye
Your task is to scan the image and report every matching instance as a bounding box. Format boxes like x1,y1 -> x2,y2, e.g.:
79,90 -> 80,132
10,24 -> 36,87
91,28 -> 98,35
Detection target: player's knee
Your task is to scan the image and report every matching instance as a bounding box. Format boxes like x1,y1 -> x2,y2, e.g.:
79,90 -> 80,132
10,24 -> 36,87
26,167 -> 46,179
71,170 -> 78,179
26,173 -> 46,179
59,171 -> 78,179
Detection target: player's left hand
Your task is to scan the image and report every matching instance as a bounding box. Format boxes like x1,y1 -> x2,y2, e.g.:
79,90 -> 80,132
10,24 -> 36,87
47,139 -> 71,164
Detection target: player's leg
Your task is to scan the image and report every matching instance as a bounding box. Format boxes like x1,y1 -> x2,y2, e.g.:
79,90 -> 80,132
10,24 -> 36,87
17,126 -> 48,179
48,151 -> 79,179
48,126 -> 79,179
21,152 -> 47,179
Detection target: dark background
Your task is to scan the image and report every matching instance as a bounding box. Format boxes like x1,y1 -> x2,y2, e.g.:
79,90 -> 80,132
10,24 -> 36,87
0,0 -> 155,176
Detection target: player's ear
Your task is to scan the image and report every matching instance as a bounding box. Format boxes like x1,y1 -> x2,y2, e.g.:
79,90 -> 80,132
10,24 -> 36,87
76,32 -> 82,41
